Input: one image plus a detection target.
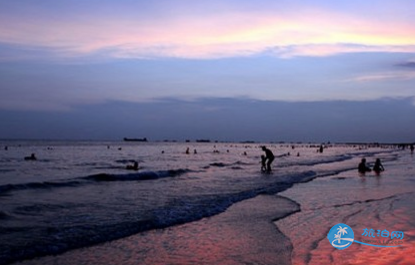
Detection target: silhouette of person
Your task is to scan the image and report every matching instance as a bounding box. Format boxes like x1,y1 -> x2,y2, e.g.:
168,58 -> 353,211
373,158 -> 384,174
261,146 -> 275,172
24,153 -> 37,161
411,144 -> 414,154
126,161 -> 139,170
358,158 -> 371,174
185,147 -> 190,154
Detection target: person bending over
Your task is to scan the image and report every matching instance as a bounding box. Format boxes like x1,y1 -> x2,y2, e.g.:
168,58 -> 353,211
261,146 -> 275,172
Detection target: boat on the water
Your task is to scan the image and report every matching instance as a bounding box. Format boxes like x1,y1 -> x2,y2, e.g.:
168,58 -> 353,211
123,137 -> 148,142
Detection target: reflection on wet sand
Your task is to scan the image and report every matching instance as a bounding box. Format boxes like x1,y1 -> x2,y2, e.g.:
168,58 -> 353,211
19,195 -> 298,265
277,154 -> 415,265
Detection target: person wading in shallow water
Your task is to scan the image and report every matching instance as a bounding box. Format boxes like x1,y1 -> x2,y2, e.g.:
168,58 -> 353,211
358,158 -> 371,174
373,158 -> 385,174
261,146 -> 275,172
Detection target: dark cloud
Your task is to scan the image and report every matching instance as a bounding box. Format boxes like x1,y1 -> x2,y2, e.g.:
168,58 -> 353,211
397,61 -> 415,68
1,97 -> 414,143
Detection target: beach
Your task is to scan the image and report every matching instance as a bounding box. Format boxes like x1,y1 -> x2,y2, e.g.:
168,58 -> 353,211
1,141 -> 414,264
277,151 -> 415,264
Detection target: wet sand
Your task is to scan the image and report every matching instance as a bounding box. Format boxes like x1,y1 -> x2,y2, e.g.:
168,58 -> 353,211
276,153 -> 415,265
17,195 -> 298,265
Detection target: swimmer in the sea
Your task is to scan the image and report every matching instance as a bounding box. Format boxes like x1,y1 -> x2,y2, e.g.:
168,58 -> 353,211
358,158 -> 371,174
24,153 -> 37,161
126,161 -> 139,170
373,158 -> 384,174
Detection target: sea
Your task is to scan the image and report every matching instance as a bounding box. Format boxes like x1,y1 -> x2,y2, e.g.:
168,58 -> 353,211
0,140 -> 413,265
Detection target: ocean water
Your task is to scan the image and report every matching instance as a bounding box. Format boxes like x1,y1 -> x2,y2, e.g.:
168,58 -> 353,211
0,140 -> 407,264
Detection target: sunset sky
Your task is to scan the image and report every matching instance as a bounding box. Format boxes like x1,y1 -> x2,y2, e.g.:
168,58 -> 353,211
1,0 -> 415,142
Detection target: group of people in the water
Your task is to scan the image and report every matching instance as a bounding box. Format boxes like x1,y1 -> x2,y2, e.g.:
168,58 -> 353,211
17,143 -> 409,176
261,147 -> 387,176
358,158 -> 384,175
261,145 -> 389,176
22,150 -> 141,170
181,144 -> 393,176
185,147 -> 199,154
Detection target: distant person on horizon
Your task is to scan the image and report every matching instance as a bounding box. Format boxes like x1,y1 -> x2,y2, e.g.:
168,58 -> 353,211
373,158 -> 384,174
358,158 -> 371,174
261,146 -> 275,172
411,144 -> 414,154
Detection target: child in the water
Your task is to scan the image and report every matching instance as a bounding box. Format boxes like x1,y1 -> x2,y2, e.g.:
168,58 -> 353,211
373,158 -> 385,174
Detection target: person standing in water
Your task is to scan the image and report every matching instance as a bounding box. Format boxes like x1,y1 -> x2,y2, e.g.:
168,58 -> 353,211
261,146 -> 275,172
373,158 -> 385,174
358,158 -> 371,174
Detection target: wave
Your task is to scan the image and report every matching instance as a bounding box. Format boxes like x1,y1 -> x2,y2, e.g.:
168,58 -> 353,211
0,169 -> 191,195
208,162 -> 227,167
0,211 -> 12,220
0,180 -> 83,194
84,169 -> 190,181
234,161 -> 252,165
205,161 -> 254,169
278,154 -> 354,168
0,169 -> 14,173
280,151 -> 386,168
114,159 -> 140,164
277,149 -> 396,168
0,170 -> 316,265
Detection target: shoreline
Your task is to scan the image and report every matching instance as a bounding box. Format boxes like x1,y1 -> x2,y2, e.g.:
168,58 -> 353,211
276,152 -> 415,264
17,195 -> 300,265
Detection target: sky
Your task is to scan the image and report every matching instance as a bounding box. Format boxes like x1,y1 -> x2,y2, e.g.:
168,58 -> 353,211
0,0 -> 415,142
